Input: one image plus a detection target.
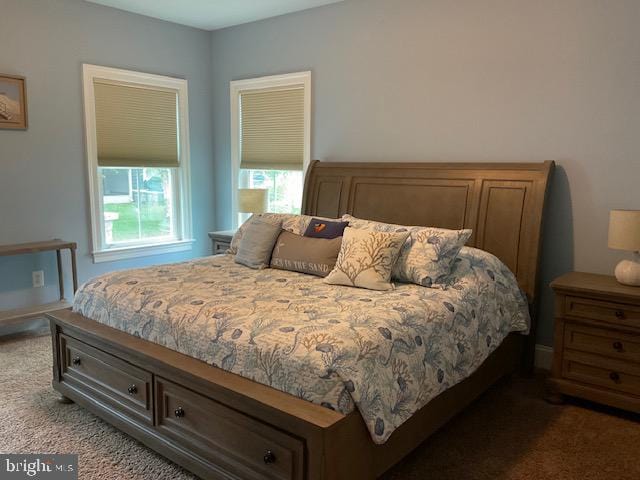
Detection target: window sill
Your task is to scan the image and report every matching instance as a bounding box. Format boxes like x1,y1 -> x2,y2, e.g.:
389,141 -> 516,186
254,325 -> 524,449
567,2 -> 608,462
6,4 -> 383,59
92,239 -> 195,263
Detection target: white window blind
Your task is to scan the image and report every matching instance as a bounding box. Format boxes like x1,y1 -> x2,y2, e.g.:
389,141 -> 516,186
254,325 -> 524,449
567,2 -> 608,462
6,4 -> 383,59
240,86 -> 304,171
94,80 -> 179,168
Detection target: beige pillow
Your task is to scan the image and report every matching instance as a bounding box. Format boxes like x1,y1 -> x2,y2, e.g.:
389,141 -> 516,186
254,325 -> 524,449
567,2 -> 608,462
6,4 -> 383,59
228,213 -> 294,254
270,231 -> 342,277
234,218 -> 282,269
324,227 -> 410,291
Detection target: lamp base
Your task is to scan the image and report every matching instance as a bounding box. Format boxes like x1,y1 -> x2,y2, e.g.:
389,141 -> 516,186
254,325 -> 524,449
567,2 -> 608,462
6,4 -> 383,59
614,252 -> 640,287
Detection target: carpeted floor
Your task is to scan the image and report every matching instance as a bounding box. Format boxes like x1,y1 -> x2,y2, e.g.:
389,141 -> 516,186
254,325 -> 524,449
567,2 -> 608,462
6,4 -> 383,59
1,334 -> 639,480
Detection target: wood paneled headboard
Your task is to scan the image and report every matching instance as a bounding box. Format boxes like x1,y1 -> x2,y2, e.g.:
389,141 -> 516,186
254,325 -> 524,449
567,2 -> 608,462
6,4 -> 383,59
302,160 -> 554,305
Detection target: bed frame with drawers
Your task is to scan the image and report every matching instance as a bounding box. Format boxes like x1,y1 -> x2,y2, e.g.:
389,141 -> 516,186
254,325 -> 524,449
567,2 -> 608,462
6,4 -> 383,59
48,160 -> 554,480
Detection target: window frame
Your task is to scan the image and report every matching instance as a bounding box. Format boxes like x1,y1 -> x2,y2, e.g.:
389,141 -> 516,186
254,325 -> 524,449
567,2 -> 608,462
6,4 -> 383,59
82,64 -> 193,263
229,71 -> 311,229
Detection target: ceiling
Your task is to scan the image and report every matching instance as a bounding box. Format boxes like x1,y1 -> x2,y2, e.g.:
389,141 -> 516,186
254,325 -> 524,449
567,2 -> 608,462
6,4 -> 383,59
86,0 -> 344,30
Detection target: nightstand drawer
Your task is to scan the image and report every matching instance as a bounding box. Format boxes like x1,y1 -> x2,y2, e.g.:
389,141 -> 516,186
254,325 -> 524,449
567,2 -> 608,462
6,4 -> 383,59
213,240 -> 230,254
209,230 -> 235,256
550,273 -> 640,412
564,323 -> 640,364
565,296 -> 640,329
563,351 -> 640,397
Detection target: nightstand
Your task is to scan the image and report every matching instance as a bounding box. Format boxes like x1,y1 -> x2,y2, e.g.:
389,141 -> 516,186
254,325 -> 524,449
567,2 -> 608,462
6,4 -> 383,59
208,230 -> 236,255
547,272 -> 640,413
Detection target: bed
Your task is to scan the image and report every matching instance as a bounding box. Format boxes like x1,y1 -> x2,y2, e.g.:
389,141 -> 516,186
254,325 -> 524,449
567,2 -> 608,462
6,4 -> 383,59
48,160 -> 554,480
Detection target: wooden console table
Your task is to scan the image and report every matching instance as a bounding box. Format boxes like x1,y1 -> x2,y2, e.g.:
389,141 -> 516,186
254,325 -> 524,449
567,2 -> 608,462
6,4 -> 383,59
0,239 -> 78,327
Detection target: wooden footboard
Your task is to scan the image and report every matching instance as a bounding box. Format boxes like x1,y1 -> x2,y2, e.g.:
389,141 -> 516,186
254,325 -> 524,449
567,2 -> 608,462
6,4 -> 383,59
48,308 -> 522,480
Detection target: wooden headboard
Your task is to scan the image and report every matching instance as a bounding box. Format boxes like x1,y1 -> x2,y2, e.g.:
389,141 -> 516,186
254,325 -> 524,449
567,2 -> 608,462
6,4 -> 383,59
302,160 -> 554,304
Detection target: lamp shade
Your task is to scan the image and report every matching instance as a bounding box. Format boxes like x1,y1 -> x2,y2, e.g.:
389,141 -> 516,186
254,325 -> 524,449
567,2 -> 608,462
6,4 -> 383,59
238,188 -> 268,214
608,210 -> 640,251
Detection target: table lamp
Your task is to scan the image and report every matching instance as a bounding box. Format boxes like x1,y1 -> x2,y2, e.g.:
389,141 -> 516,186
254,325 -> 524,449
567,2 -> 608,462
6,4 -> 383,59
608,209 -> 640,286
238,188 -> 268,215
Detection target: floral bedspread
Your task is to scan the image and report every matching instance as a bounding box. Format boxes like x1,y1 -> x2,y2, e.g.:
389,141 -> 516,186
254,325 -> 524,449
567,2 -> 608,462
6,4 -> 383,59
73,247 -> 529,444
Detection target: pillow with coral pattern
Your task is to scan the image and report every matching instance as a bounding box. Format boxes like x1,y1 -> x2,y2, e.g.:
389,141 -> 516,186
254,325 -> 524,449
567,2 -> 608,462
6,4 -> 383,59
342,214 -> 472,287
324,227 -> 410,291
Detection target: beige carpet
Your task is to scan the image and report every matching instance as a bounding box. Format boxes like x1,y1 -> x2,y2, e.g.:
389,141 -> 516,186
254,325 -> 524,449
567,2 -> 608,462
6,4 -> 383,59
1,334 -> 639,480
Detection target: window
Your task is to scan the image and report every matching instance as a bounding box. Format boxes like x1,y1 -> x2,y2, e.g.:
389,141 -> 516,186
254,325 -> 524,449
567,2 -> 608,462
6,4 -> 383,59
230,72 -> 311,227
239,169 -> 303,214
101,167 -> 176,244
83,65 -> 193,262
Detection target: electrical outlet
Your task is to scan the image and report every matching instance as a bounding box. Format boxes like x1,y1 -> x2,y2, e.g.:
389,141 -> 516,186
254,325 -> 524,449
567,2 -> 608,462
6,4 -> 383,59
32,270 -> 44,288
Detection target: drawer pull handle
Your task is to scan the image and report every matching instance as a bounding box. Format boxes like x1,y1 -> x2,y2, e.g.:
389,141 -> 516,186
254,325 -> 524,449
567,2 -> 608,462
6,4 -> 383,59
263,450 -> 276,464
613,341 -> 624,352
174,406 -> 185,418
609,371 -> 621,383
614,310 -> 625,320
127,385 -> 138,395
72,356 -> 81,366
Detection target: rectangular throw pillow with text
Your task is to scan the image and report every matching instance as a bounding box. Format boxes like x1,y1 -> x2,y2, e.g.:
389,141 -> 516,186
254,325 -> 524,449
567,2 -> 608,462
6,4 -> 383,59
343,214 -> 472,287
270,231 -> 342,277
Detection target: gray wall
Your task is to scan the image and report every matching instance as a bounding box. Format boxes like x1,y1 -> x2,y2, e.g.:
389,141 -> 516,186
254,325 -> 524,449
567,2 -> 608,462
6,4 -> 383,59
211,0 -> 640,346
0,0 -> 214,315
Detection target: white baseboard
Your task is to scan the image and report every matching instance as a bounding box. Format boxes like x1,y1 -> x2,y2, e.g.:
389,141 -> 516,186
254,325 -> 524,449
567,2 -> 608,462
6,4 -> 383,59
534,344 -> 553,370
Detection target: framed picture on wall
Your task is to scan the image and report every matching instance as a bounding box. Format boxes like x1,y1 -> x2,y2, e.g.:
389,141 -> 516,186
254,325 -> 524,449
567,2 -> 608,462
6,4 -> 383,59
0,74 -> 28,130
